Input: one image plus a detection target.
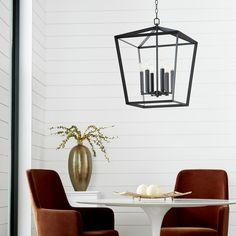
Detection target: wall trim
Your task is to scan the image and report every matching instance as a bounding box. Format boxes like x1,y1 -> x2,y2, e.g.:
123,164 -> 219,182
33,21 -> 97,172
10,0 -> 20,235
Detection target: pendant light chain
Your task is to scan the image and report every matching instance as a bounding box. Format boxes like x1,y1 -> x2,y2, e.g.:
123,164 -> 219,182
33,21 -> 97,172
154,0 -> 160,25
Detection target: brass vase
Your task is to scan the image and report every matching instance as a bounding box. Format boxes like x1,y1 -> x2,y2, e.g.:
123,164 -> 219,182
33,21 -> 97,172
68,144 -> 92,191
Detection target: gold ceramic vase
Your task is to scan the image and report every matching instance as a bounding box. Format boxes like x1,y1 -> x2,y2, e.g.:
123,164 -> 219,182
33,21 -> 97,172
68,144 -> 92,191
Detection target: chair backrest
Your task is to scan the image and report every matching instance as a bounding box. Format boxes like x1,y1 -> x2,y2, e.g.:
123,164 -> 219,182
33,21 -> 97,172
162,169 -> 228,229
27,169 -> 71,210
175,169 -> 228,199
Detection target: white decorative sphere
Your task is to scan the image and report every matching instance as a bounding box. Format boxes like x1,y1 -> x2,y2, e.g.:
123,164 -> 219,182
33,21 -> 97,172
146,184 -> 163,197
136,184 -> 148,195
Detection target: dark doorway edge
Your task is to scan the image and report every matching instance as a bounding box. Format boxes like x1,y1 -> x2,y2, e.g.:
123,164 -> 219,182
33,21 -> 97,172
10,0 -> 20,235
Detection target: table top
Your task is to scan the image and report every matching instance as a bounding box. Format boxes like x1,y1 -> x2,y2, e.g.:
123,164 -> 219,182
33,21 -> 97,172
77,198 -> 236,207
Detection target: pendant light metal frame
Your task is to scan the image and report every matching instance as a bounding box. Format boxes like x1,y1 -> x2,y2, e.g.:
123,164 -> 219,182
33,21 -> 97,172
114,3 -> 198,108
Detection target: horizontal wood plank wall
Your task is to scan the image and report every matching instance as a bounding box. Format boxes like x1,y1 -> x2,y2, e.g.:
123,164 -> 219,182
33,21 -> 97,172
32,0 -> 46,169
43,0 -> 236,235
0,0 -> 11,235
32,0 -> 46,234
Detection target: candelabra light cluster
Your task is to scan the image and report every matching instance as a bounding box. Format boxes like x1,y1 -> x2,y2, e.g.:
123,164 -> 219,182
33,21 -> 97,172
114,1 -> 198,108
140,64 -> 175,96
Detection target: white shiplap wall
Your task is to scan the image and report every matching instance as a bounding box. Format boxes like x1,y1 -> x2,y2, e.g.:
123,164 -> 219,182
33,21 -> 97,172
0,0 -> 11,235
32,0 -> 46,235
36,0 -> 236,235
32,0 -> 46,169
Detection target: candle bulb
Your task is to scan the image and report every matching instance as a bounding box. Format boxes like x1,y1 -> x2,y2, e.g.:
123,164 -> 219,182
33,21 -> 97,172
156,67 -> 159,96
164,72 -> 169,94
145,68 -> 150,93
160,68 -> 165,93
150,72 -> 154,93
170,70 -> 175,94
139,64 -> 144,95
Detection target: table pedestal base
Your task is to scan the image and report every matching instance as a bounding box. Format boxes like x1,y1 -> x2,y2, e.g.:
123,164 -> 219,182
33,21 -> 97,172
142,206 -> 171,236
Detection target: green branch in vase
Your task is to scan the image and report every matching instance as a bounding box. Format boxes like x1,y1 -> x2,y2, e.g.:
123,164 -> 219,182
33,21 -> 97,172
50,124 -> 117,161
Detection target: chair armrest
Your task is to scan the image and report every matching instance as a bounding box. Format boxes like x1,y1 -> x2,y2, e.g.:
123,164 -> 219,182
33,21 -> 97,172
217,205 -> 229,236
37,208 -> 83,236
72,207 -> 115,231
161,208 -> 179,227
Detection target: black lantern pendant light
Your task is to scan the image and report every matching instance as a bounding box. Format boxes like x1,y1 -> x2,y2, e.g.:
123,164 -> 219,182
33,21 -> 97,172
114,0 -> 198,108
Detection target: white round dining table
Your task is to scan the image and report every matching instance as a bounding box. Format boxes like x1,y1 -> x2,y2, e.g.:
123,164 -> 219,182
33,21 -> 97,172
77,198 -> 236,236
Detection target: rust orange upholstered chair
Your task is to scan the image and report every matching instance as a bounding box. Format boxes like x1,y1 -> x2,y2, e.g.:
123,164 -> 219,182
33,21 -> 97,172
27,169 -> 119,236
161,169 -> 229,236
